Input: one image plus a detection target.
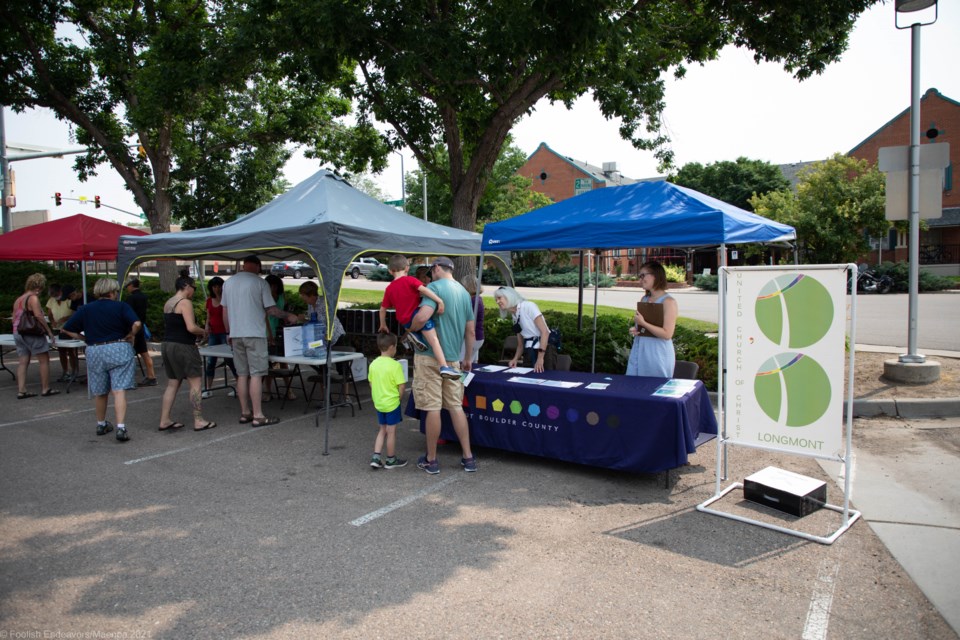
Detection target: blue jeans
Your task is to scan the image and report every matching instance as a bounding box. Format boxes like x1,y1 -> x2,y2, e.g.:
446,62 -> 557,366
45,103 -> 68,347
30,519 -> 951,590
205,332 -> 237,379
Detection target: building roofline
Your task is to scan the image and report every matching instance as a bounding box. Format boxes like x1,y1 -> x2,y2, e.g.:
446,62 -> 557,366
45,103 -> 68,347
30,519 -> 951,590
848,88 -> 958,156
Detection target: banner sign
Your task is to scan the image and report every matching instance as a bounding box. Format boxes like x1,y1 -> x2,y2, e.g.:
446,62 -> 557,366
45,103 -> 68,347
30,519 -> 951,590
724,267 -> 846,457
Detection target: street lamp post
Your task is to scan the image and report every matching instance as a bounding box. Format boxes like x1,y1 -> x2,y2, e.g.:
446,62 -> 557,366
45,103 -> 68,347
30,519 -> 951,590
395,151 -> 406,214
895,0 -> 938,364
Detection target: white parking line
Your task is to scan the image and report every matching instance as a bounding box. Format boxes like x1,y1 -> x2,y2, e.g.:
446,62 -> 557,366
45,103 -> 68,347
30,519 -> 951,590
350,474 -> 461,526
124,417 -> 299,465
0,395 -> 157,429
350,461 -> 490,526
802,557 -> 841,640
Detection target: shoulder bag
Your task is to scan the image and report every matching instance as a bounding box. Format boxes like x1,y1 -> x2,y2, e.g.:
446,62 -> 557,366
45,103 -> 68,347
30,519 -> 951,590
17,295 -> 46,336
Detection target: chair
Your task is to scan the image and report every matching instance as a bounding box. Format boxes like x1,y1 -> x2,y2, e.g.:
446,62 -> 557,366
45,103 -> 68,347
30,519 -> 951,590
269,365 -> 306,410
498,335 -> 521,366
673,360 -> 699,380
555,354 -> 572,371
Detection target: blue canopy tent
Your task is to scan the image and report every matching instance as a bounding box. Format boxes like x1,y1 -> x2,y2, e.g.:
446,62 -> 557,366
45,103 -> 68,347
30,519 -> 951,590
480,180 -> 796,370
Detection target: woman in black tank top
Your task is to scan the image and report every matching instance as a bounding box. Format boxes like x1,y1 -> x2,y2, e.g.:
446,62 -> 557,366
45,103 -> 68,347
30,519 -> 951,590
158,276 -> 216,432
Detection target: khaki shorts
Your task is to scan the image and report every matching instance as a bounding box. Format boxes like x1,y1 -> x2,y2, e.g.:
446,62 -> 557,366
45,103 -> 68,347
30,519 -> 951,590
412,353 -> 464,411
231,337 -> 269,377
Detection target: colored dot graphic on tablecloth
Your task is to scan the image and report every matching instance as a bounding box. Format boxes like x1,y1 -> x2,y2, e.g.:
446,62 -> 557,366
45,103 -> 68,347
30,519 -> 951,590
492,399 -> 504,412
528,404 -> 541,417
586,411 -> 600,426
510,400 -> 523,415
546,405 -> 560,420
606,414 -> 620,429
566,408 -> 579,423
474,395 -> 487,410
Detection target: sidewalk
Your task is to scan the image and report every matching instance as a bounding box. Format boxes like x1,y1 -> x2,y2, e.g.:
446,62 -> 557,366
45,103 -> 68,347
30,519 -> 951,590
818,417 -> 960,635
851,345 -> 960,418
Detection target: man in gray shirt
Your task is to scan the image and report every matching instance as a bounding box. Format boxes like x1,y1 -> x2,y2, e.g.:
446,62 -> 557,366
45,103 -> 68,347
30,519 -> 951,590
221,255 -> 298,427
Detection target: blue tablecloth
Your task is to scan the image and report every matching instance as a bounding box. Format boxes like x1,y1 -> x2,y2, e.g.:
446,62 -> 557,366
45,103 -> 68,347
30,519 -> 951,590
406,369 -> 718,474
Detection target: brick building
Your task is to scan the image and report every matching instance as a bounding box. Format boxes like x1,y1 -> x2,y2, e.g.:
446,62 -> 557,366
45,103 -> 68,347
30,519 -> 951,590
848,87 -> 958,273
516,89 -> 959,278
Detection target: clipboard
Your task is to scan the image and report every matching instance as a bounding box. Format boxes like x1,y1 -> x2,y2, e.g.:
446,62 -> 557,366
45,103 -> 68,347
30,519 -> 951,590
636,301 -> 663,338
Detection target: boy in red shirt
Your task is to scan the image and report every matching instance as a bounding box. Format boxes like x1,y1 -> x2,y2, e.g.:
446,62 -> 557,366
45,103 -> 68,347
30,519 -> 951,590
378,254 -> 460,380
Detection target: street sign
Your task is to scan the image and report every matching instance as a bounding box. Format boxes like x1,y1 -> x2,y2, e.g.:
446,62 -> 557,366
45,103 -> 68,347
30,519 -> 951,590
384,199 -> 404,206
878,143 -> 949,220
574,178 -> 593,196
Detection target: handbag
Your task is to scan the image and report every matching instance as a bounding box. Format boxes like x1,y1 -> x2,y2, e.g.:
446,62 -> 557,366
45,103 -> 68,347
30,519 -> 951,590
17,295 -> 46,336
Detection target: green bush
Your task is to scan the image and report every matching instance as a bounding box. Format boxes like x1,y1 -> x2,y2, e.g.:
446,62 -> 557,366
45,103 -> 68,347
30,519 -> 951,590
664,263 -> 687,283
482,265 -> 615,288
694,273 -> 718,291
874,261 -> 953,292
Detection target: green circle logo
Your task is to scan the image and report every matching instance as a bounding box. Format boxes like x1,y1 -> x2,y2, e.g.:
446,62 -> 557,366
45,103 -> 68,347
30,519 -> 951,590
755,274 -> 833,348
755,353 -> 831,426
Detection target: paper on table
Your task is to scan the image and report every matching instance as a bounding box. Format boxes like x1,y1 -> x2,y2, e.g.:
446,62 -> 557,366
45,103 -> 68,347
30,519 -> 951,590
585,382 -> 610,390
504,366 -> 534,374
508,376 -> 547,385
652,387 -> 690,398
540,380 -> 583,388
475,364 -> 508,373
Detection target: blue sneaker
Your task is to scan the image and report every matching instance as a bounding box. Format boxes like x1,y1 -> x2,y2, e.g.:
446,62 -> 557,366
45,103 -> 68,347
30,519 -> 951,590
370,454 -> 383,469
439,365 -> 461,380
405,330 -> 428,352
461,456 -> 478,472
417,454 -> 440,475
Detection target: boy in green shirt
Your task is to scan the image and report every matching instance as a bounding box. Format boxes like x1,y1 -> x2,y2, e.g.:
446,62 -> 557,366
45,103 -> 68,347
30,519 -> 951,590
368,333 -> 408,469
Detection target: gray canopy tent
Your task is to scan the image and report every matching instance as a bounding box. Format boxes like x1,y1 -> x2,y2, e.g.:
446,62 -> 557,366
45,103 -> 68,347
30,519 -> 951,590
116,169 -> 509,451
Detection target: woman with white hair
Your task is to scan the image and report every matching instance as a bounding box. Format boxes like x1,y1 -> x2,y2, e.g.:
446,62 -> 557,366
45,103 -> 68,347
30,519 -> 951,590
493,286 -> 550,373
61,278 -> 142,441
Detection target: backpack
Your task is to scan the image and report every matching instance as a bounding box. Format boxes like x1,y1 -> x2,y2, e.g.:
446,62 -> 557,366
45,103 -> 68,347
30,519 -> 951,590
548,327 -> 562,351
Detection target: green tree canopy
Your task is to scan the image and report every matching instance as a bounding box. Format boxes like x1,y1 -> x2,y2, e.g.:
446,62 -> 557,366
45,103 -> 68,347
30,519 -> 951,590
0,0 -> 387,239
402,139 -> 549,230
266,0 -> 879,244
670,157 -> 790,211
749,154 -> 888,264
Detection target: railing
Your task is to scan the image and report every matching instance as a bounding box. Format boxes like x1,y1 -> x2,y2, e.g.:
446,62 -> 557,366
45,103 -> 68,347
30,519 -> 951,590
919,244 -> 957,265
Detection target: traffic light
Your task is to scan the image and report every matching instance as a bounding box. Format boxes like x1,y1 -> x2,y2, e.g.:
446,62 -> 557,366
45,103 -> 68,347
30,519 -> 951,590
55,192 -> 62,206
94,195 -> 101,209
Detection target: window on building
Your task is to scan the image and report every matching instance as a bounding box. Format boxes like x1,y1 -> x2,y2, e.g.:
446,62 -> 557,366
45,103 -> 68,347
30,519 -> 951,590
945,163 -> 953,192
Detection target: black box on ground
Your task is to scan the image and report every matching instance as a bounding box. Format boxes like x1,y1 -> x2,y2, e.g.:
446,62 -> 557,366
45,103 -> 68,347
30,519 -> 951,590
743,466 -> 827,517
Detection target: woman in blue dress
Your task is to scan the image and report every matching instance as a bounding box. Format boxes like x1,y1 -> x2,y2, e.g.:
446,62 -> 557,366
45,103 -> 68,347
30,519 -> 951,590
626,261 -> 678,378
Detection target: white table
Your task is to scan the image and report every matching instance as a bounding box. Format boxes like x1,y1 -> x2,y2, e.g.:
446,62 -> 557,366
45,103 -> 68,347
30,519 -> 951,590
198,343 -> 364,413
0,334 -> 87,391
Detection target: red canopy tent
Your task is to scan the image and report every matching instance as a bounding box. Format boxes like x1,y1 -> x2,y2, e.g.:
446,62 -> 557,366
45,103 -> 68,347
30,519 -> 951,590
0,214 -> 148,301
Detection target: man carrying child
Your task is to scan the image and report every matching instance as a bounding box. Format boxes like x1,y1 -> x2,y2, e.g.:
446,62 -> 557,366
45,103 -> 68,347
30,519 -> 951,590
378,254 -> 460,380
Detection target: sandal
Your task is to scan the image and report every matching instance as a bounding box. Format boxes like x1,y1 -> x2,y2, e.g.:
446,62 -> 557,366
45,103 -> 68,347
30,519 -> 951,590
194,421 -> 217,431
250,416 -> 280,428
41,389 -> 61,397
284,390 -> 297,401
238,414 -> 254,424
261,394 -> 274,403
159,421 -> 185,431
17,392 -> 37,400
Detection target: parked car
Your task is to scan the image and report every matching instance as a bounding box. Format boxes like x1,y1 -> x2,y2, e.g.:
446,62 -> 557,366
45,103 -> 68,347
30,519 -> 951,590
270,260 -> 316,279
346,257 -> 386,279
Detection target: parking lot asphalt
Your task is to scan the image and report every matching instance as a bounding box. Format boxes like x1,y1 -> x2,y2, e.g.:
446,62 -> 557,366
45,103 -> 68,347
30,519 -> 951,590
1,362 -> 956,640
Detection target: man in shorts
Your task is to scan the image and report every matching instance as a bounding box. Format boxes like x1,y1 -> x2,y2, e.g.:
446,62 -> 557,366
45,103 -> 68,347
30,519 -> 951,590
221,255 -> 298,427
408,257 -> 477,474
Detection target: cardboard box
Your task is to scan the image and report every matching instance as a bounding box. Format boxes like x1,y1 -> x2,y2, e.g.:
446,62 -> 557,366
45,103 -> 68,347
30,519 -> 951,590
743,466 -> 827,517
351,356 -> 368,382
283,326 -> 303,357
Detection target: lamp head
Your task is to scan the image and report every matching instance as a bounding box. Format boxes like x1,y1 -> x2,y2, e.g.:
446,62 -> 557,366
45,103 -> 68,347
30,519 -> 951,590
895,0 -> 937,28
895,0 -> 936,12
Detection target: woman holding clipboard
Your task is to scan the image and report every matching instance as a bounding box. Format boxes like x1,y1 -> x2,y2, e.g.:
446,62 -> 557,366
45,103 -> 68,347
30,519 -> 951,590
626,261 -> 677,378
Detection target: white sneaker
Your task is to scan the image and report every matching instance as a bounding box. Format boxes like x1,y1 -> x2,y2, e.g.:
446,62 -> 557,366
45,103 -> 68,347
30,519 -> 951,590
227,389 -> 237,397
201,390 -> 213,399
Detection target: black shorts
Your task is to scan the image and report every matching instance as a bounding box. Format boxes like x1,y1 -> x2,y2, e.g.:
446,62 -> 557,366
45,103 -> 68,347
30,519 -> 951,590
133,330 -> 149,355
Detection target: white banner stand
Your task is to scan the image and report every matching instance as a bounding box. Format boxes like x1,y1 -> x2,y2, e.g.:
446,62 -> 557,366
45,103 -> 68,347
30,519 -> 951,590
697,264 -> 861,544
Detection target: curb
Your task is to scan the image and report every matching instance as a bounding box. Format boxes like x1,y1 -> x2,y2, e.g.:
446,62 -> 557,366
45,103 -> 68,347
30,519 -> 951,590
707,393 -> 960,419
